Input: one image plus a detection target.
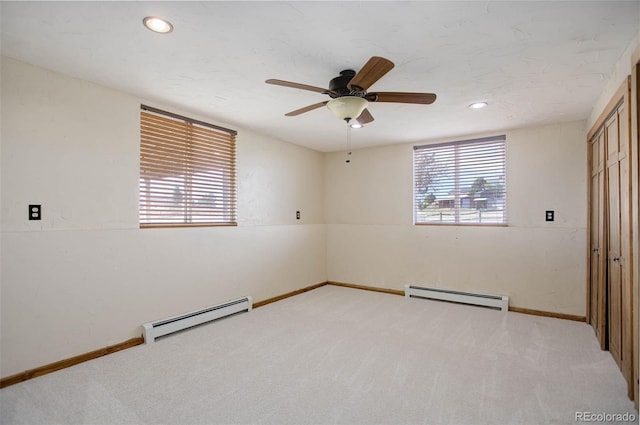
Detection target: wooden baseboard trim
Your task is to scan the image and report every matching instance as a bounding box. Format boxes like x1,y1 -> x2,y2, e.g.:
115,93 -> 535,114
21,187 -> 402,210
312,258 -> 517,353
328,281 -> 586,322
508,306 -> 586,322
327,281 -> 405,297
0,336 -> 144,389
253,281 -> 328,309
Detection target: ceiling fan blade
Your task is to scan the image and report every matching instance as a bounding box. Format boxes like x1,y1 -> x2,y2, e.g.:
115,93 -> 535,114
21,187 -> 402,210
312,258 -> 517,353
285,101 -> 328,116
266,79 -> 332,95
370,92 -> 437,104
348,56 -> 395,91
357,108 -> 374,124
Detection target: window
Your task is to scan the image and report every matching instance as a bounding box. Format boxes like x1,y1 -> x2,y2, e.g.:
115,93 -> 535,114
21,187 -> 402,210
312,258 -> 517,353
414,135 -> 506,225
139,105 -> 237,227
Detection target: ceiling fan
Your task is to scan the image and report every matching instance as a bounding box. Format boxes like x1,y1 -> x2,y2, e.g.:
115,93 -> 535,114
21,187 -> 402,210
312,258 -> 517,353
266,56 -> 436,126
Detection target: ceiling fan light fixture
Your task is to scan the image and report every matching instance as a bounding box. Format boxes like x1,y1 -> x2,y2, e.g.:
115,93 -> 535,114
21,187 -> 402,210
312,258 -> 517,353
350,121 -> 363,129
143,16 -> 174,34
326,96 -> 368,121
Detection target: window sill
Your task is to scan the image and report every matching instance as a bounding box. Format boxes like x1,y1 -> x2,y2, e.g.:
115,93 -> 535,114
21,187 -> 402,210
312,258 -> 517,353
414,222 -> 508,227
140,223 -> 237,229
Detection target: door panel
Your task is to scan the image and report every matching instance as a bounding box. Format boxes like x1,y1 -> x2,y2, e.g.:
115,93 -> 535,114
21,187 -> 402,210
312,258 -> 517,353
589,131 -> 606,347
608,161 -> 622,366
617,103 -> 633,392
589,173 -> 599,326
606,112 -> 623,368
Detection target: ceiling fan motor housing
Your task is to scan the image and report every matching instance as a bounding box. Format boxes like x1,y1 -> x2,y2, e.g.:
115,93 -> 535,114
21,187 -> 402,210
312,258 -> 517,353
329,70 -> 358,96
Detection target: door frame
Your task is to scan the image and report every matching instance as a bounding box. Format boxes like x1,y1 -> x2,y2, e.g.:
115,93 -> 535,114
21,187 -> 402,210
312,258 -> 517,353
629,56 -> 639,409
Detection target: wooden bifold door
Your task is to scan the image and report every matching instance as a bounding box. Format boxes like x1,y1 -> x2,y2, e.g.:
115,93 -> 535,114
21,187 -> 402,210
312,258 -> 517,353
587,77 -> 634,400
589,127 -> 606,345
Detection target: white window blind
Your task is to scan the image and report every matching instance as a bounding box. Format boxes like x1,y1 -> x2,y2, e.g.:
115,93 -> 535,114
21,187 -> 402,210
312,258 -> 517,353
139,106 -> 237,227
414,135 -> 506,225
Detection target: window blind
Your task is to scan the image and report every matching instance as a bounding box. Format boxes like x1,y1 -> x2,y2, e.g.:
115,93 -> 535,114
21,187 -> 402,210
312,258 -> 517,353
139,106 -> 237,227
414,135 -> 506,225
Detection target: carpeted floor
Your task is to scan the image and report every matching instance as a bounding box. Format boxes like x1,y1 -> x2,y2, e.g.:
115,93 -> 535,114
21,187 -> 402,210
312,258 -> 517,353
0,285 -> 637,425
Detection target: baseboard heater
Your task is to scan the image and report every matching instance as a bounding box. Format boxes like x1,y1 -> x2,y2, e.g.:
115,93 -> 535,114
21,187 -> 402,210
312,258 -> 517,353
404,285 -> 508,312
142,296 -> 253,344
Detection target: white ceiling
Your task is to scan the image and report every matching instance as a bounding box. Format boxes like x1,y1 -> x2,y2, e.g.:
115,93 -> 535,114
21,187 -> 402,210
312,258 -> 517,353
1,1 -> 639,152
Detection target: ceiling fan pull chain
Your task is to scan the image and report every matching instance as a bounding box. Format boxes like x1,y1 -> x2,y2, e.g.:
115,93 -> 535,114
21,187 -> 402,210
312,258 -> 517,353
345,121 -> 353,164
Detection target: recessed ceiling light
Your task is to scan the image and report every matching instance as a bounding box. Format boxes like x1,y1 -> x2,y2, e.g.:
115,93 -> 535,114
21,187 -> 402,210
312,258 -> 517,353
469,102 -> 488,109
143,16 -> 174,34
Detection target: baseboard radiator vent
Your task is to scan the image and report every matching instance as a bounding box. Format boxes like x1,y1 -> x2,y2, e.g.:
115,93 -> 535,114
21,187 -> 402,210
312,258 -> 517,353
142,296 -> 253,343
404,285 -> 508,312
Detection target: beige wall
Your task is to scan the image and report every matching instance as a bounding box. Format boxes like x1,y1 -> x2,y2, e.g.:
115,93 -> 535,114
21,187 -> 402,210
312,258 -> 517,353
587,31 -> 639,130
0,57 -> 327,377
325,121 -> 587,316
0,55 -> 596,379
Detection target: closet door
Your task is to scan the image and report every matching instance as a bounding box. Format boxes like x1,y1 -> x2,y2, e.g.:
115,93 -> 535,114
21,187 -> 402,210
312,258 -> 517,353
588,78 -> 634,400
606,109 -> 622,367
589,130 -> 606,348
617,101 -> 633,393
605,102 -> 632,385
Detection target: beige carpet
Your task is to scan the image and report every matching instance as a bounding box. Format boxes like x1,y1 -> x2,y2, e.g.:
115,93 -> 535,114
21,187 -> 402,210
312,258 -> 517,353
0,285 -> 637,424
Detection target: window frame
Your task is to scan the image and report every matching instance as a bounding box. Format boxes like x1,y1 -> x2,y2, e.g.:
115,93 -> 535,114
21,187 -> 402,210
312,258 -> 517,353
139,105 -> 238,228
413,135 -> 507,227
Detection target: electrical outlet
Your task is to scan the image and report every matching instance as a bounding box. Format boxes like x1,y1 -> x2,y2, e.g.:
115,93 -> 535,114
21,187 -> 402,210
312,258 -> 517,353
296,211 -> 300,220
545,210 -> 554,222
29,204 -> 41,220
